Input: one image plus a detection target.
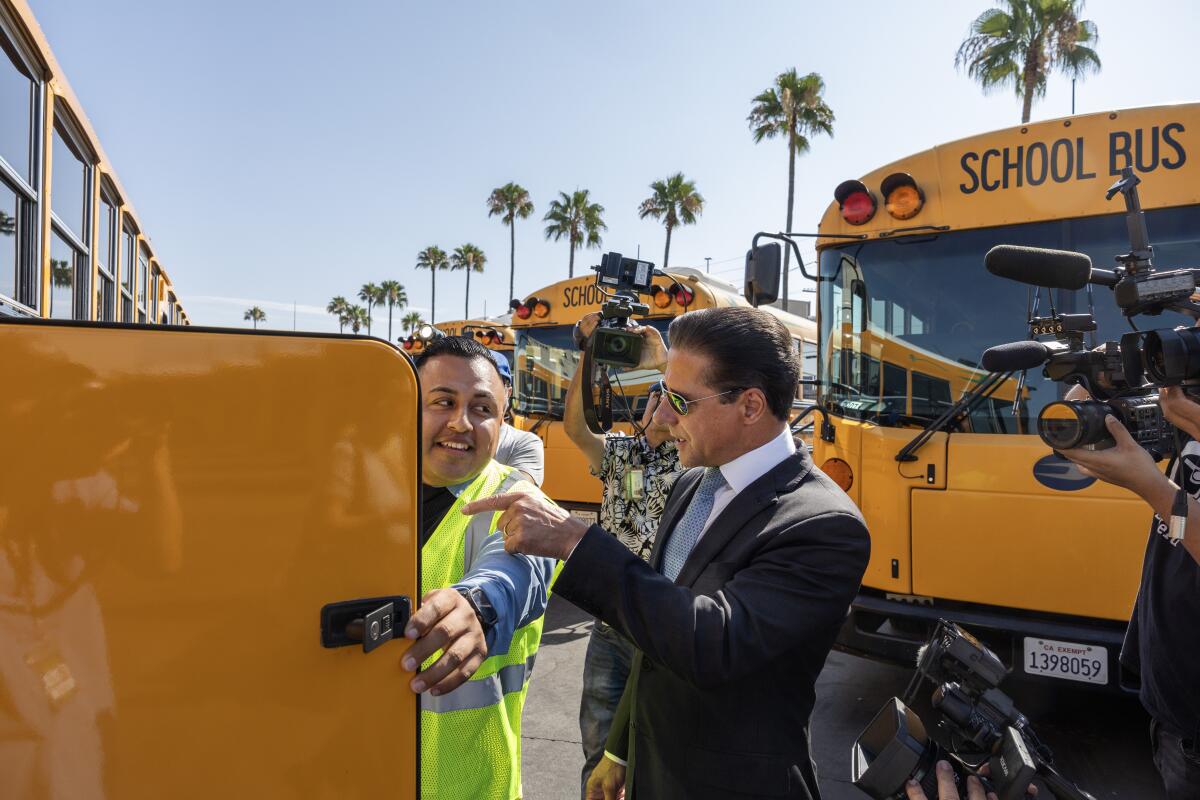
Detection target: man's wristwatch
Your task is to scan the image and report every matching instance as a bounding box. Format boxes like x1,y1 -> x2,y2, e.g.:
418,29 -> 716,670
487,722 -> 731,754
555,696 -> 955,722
456,586 -> 498,633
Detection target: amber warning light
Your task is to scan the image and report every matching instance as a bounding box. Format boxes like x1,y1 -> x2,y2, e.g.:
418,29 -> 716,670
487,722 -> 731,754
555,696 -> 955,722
881,173 -> 925,220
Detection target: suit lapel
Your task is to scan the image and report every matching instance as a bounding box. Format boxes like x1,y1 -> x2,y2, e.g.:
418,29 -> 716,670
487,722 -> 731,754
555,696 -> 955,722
675,450 -> 812,587
648,468 -> 702,573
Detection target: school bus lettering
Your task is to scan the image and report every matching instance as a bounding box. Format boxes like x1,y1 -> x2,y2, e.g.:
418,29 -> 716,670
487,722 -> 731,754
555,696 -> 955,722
561,283 -> 608,309
958,123 -> 1186,195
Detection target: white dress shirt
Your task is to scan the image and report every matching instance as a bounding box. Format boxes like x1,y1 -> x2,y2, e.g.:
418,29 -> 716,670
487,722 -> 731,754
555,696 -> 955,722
699,425 -> 796,541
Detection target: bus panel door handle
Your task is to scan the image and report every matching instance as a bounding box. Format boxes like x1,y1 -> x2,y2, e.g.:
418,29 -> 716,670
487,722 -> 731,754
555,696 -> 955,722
321,596 -> 412,653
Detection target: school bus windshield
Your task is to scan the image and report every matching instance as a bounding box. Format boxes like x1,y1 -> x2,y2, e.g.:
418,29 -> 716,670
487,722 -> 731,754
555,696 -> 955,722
818,205 -> 1200,430
514,319 -> 672,419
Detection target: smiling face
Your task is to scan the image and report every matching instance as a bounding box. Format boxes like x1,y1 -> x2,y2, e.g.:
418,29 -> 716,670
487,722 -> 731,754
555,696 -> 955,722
419,354 -> 506,487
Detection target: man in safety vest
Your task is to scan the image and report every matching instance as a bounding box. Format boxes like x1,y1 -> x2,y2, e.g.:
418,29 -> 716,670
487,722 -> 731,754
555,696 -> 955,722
402,335 -> 557,799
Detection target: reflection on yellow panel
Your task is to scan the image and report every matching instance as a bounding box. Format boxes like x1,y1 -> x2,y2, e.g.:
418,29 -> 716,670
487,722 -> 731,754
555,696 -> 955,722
0,322 -> 420,799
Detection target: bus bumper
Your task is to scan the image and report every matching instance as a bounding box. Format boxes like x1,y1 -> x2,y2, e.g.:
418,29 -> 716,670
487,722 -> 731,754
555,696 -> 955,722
836,590 -> 1138,694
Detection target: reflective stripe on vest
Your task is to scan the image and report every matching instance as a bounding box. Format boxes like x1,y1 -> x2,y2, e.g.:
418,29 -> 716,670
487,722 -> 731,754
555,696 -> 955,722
421,653 -> 537,714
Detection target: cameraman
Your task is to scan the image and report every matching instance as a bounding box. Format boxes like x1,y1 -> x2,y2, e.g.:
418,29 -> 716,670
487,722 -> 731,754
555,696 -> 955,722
563,311 -> 683,798
1059,384 -> 1200,800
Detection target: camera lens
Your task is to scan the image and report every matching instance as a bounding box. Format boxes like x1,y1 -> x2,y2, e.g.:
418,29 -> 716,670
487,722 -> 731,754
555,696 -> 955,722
1037,400 -> 1112,450
852,698 -> 950,800
605,336 -> 630,355
1142,327 -> 1200,384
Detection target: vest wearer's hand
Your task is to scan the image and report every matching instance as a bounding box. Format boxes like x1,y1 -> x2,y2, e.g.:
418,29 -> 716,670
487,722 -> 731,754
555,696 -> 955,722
401,587 -> 488,696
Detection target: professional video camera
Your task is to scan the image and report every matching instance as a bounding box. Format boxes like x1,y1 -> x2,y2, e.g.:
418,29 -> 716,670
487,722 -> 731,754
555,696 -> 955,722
579,252 -> 661,434
981,167 -> 1200,459
852,621 -> 1095,800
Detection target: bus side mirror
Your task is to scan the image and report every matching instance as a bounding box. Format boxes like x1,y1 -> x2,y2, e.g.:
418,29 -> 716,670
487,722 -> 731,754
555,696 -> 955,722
744,243 -> 781,307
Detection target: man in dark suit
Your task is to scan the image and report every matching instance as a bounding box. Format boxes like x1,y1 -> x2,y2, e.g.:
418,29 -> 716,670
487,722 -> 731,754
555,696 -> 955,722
462,306 -> 870,799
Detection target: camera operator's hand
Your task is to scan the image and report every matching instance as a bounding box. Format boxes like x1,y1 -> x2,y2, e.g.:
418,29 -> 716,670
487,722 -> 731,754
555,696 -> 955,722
1058,415 -> 1164,495
1161,386 -> 1200,441
630,323 -> 668,371
576,312 -> 602,342
905,760 -> 1036,800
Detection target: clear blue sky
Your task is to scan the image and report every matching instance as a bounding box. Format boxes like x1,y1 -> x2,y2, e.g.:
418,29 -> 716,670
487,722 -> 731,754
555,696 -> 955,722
28,0 -> 1198,333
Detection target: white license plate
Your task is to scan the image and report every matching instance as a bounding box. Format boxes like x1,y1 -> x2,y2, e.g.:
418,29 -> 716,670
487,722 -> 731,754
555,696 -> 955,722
1022,637 -> 1108,685
569,509 -> 598,526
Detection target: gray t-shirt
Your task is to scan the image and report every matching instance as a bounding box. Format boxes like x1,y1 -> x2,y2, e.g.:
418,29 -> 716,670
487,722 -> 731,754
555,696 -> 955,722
495,423 -> 545,487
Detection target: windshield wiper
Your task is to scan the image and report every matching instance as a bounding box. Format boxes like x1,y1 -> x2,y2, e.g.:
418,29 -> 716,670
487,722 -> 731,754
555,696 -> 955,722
895,370 -> 1021,463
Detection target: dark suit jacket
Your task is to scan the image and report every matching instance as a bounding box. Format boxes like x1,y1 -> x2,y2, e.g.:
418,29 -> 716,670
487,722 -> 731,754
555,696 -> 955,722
554,446 -> 869,799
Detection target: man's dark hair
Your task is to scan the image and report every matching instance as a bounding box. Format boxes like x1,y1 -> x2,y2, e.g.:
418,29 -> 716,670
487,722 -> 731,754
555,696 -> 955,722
667,307 -> 800,421
413,335 -> 504,383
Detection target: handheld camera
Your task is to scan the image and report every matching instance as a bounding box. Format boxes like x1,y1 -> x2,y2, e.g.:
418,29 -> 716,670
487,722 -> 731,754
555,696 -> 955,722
981,168 -> 1200,459
580,252 -> 659,434
852,621 -> 1095,800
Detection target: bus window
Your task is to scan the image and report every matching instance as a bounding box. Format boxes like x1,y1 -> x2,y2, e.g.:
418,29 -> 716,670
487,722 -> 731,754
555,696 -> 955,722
1,33 -> 40,309
137,244 -> 149,322
51,123 -> 89,243
911,371 -> 952,419
48,229 -> 82,319
121,222 -> 135,321
97,190 -> 117,321
882,362 -> 907,417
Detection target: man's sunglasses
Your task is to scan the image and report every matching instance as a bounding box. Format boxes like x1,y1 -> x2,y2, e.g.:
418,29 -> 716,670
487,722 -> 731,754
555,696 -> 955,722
659,382 -> 744,416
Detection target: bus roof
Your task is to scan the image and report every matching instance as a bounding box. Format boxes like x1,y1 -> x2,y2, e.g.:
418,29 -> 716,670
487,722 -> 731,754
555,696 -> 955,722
816,102 -> 1200,248
511,267 -> 816,339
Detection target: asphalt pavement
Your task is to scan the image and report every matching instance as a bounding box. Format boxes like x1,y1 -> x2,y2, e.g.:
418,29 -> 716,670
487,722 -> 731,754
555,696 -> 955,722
522,595 -> 1164,800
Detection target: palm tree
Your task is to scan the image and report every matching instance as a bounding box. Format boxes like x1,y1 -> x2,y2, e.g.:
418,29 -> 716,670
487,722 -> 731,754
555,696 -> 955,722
415,246 -> 449,324
638,173 -> 704,274
358,282 -> 384,336
243,306 -> 266,330
402,310 -> 424,334
451,244 -> 487,318
748,69 -> 834,306
956,0 -> 1101,124
543,190 -> 607,279
379,280 -> 408,341
487,182 -> 534,304
50,258 -> 73,288
346,304 -> 370,334
327,295 -> 351,333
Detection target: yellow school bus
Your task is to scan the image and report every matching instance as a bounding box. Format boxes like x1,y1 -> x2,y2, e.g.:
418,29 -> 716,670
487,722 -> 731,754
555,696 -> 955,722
0,0 -> 187,325
510,267 -> 817,520
813,102 -> 1200,691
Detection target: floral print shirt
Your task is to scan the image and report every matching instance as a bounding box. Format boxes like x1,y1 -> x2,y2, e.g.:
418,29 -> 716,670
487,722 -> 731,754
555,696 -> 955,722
596,435 -> 683,562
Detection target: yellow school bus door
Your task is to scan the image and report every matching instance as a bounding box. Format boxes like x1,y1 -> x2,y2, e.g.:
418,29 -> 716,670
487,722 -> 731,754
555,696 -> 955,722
0,321 -> 420,799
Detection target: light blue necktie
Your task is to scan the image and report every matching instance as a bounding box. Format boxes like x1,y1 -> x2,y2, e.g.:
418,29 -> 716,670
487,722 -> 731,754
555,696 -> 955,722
661,467 -> 726,581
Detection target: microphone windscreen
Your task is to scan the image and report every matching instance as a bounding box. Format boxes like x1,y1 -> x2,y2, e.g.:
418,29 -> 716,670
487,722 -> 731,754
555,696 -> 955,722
982,340 -> 1049,373
985,245 -> 1092,290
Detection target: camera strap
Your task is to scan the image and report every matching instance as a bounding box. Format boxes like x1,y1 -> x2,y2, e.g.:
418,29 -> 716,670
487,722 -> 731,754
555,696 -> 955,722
580,341 -> 614,434
1167,434 -> 1188,543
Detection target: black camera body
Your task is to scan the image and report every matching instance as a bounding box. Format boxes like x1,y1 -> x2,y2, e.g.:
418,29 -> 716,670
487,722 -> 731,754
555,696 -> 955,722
982,168 -> 1200,459
853,621 -> 1094,800
580,253 -> 659,433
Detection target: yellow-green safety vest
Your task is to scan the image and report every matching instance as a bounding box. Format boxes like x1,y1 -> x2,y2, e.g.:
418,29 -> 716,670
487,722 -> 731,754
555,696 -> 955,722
420,460 -> 553,800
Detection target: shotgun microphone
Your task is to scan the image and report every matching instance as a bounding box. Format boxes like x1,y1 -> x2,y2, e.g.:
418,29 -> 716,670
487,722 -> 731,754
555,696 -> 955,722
985,245 -> 1093,290
981,340 -> 1050,373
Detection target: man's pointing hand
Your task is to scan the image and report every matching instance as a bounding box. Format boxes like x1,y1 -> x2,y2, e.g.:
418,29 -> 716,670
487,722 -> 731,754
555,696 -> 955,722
461,491 -> 588,561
